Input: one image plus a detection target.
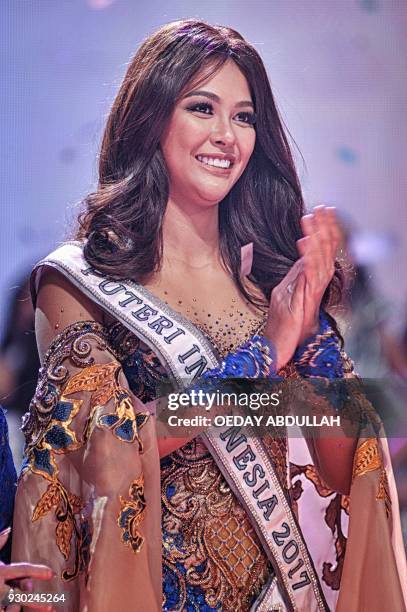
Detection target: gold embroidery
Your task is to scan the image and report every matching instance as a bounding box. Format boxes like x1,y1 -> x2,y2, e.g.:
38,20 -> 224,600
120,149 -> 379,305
161,439 -> 271,610
22,322 -> 111,446
118,475 -> 146,553
62,361 -> 149,447
22,322 -> 149,582
63,362 -> 118,400
352,438 -> 391,517
352,438 -> 381,480
32,479 -> 86,580
377,468 -> 392,518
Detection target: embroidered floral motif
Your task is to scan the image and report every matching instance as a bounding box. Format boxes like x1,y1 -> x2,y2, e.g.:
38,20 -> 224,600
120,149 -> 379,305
377,468 -> 391,518
61,361 -> 150,447
32,481 -> 83,558
294,312 -> 344,380
120,333 -> 280,611
98,387 -> 149,448
289,462 -> 349,590
352,438 -> 382,479
121,324 -> 358,609
118,475 -> 146,553
352,438 -> 391,517
22,322 -> 108,446
202,335 -> 276,380
21,321 -> 150,581
322,494 -> 347,590
160,439 -> 272,611
21,381 -> 86,582
77,518 -> 92,584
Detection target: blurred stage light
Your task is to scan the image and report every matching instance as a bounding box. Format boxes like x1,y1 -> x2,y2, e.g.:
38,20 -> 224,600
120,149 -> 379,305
87,0 -> 116,9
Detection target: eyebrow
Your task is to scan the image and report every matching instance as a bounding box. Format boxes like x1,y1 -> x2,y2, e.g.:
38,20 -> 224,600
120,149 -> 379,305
183,89 -> 254,109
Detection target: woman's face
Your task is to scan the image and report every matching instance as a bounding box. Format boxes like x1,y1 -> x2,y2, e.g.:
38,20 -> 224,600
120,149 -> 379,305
161,60 -> 256,209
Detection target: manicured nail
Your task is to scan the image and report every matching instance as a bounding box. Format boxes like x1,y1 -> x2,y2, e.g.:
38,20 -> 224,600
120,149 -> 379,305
0,527 -> 11,536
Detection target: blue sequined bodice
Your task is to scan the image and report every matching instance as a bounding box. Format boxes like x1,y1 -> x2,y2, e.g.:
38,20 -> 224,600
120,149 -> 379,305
119,334 -> 274,611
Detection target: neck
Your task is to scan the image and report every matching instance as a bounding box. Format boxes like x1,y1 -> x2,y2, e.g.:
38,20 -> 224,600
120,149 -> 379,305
162,197 -> 221,268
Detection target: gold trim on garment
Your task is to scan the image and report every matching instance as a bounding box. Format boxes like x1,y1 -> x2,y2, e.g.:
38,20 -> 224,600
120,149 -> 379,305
352,438 -> 381,480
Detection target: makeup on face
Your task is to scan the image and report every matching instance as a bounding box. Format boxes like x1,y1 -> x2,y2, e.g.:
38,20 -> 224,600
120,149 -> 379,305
161,60 -> 256,208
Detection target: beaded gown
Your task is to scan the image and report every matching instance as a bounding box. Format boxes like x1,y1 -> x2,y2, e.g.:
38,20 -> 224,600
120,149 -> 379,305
11,268 -> 407,611
115,304 -> 276,610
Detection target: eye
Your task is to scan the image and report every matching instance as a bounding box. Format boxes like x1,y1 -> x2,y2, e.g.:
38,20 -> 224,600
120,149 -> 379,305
234,111 -> 256,126
186,102 -> 213,115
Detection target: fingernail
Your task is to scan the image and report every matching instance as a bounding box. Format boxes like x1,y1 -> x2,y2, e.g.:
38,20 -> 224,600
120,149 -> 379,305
0,527 -> 11,536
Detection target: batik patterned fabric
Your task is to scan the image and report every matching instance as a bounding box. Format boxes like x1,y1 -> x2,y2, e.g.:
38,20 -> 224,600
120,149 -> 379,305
118,318 -> 348,611
14,310 -> 375,611
14,321 -> 156,611
119,329 -> 277,611
289,312 -> 392,599
293,312 -> 344,380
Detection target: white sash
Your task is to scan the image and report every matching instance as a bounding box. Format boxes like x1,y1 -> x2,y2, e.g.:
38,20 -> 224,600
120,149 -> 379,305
33,242 -> 329,612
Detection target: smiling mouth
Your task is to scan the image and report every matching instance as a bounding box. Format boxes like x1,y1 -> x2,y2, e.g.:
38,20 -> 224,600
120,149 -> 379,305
195,155 -> 234,170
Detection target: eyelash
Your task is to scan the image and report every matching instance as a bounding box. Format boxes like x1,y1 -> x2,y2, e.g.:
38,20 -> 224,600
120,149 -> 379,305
186,101 -> 256,126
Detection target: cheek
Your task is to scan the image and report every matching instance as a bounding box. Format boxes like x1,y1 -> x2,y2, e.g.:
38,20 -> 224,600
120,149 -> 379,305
239,131 -> 256,168
162,120 -> 203,171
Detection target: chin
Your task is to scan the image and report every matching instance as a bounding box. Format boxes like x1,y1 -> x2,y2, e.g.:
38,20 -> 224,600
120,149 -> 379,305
195,184 -> 233,206
196,194 -> 228,207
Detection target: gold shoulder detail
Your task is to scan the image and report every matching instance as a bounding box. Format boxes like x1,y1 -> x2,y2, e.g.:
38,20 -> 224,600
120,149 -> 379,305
352,438 -> 391,517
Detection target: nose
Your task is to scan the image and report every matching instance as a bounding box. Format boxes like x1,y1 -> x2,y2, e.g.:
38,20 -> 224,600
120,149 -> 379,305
210,116 -> 236,148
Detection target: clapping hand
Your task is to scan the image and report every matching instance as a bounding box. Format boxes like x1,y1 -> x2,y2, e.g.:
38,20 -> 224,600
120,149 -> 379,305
0,528 -> 55,612
264,206 -> 341,369
296,205 -> 341,343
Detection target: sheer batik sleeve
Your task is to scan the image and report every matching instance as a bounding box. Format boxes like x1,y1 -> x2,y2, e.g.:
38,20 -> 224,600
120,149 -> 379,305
293,311 -> 407,611
11,270 -> 162,612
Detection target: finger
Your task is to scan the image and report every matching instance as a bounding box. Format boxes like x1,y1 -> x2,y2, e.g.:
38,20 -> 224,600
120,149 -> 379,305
300,236 -> 321,287
0,528 -> 11,550
300,213 -> 316,239
18,578 -> 33,592
1,563 -> 54,581
301,214 -> 323,268
297,238 -> 321,284
326,207 -> 343,254
296,236 -> 309,258
302,212 -> 335,286
313,206 -> 333,262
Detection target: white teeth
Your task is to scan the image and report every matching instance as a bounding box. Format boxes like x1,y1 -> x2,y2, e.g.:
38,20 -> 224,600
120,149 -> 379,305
197,155 -> 231,169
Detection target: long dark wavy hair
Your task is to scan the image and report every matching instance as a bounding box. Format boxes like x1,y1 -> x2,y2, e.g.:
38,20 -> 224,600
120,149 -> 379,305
77,19 -> 342,311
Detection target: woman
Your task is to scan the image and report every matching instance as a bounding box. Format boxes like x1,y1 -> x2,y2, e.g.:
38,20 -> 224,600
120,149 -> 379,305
12,20 -> 406,611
